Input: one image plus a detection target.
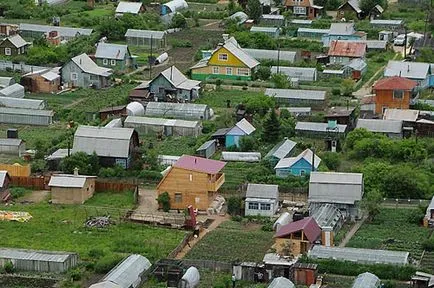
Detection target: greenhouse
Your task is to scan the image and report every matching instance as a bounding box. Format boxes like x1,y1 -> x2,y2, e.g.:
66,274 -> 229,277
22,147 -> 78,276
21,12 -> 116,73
221,152 -> 261,162
267,277 -> 295,288
124,29 -> 166,48
352,272 -> 381,288
265,88 -> 325,107
145,102 -> 211,120
124,116 -> 201,137
244,48 -> 296,63
271,66 -> 317,82
310,203 -> 344,233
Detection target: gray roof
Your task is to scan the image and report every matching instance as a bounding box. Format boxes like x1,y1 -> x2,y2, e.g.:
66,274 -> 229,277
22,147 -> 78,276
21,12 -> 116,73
338,0 -> 361,13
265,139 -> 297,159
329,22 -> 356,35
370,19 -> 403,26
222,38 -> 259,69
221,152 -> 261,162
271,66 -> 317,80
309,172 -> 363,204
95,43 -> 129,60
352,272 -> 381,288
102,254 -> 151,288
281,107 -> 311,114
384,60 -> 430,80
48,174 -> 95,188
46,148 -> 69,161
70,53 -> 112,77
295,122 -> 347,133
235,118 -> 255,135
115,1 -> 143,14
41,71 -> 60,81
5,34 -> 28,48
0,107 -> 53,116
157,66 -> 201,90
383,108 -> 419,122
261,14 -> 284,20
0,171 -> 8,188
125,29 -> 165,40
323,69 -> 344,75
291,19 -> 313,25
125,116 -> 200,128
0,138 -> 23,147
310,203 -> 344,229
0,248 -> 75,263
19,23 -> 93,38
0,96 -> 45,109
298,27 -> 330,34
250,26 -> 280,33
275,148 -> 321,169
268,277 -> 295,288
265,88 -> 325,101
310,172 -> 363,185
244,48 -> 296,63
246,183 -> 279,199
356,119 -> 402,134
163,0 -> 188,12
0,77 -> 14,88
196,139 -> 216,151
308,246 -> 409,265
346,58 -> 367,70
0,83 -> 25,98
72,125 -> 135,158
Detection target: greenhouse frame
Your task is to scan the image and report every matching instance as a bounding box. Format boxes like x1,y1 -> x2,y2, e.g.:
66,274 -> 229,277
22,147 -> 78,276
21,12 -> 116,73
145,102 -> 211,120
352,272 -> 381,288
124,29 -> 166,48
124,116 -> 201,137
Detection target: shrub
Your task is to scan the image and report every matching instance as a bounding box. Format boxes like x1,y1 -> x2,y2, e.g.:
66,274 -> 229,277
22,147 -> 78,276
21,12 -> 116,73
68,268 -> 82,281
138,170 -> 163,181
423,238 -> 434,251
94,254 -> 124,274
227,196 -> 242,215
157,192 -> 171,212
261,222 -> 274,231
9,187 -> 29,199
331,88 -> 341,96
321,152 -> 341,171
4,261 -> 14,273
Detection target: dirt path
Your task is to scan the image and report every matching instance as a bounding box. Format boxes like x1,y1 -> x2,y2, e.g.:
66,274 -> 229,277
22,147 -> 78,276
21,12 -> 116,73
175,214 -> 230,259
339,215 -> 367,247
136,188 -> 158,212
17,190 -> 49,203
64,97 -> 87,109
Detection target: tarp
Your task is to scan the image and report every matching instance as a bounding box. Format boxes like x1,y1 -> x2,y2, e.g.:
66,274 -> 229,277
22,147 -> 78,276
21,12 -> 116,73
0,211 -> 32,222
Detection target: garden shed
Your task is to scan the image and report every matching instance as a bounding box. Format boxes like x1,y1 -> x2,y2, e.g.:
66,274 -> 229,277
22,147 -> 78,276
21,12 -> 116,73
345,58 -> 368,80
265,139 -> 297,166
297,28 -> 330,39
271,66 -> 317,82
19,23 -> 92,41
244,48 -> 296,63
308,246 -> 409,266
265,89 -> 325,107
0,97 -> 46,109
0,248 -> 78,273
0,107 -> 53,125
356,119 -> 403,138
125,29 -> 166,48
221,152 -> 261,162
211,127 -> 231,147
145,102 -> 211,120
295,122 -> 347,137
0,76 -> 14,88
268,277 -> 295,288
124,116 -> 201,137
0,138 -> 25,156
0,83 -> 24,98
352,272 -> 381,288
250,26 -> 280,38
274,148 -> 321,177
196,139 -> 216,159
161,0 -> 188,15
49,172 -> 96,204
226,118 -> 256,148
245,183 -> 279,217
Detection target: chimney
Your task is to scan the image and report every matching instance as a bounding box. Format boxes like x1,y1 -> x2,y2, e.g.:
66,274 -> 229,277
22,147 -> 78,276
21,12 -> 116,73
73,167 -> 79,176
222,34 -> 229,42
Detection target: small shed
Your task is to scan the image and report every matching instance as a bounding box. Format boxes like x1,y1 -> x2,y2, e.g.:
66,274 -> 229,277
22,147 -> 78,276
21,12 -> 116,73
211,127 -> 231,147
21,69 -> 60,94
356,119 -> 403,138
196,139 -> 216,159
0,138 -> 25,156
161,0 -> 188,15
245,183 -> 279,217
125,29 -> 166,49
244,48 -> 296,63
352,272 -> 381,288
99,105 -> 127,121
293,263 -> 318,286
124,116 -> 201,137
268,277 -> 295,288
0,76 -> 15,88
115,1 -> 145,17
145,102 -> 211,120
0,107 -> 54,126
280,107 -> 311,117
226,118 -> 256,148
49,172 -> 96,204
274,148 -> 321,177
250,26 -> 280,38
345,58 -> 368,80
265,88 -> 325,108
271,66 -> 317,82
0,83 -> 25,98
265,139 -> 297,166
221,152 -> 261,162
46,148 -> 69,170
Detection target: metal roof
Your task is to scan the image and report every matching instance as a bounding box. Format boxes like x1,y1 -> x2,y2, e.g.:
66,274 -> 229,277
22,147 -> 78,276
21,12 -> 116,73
244,48 -> 296,63
196,139 -> 216,151
271,66 -> 317,80
356,119 -> 402,134
0,96 -> 45,109
268,277 -> 295,288
102,254 -> 151,288
41,71 -> 60,81
174,155 -> 226,174
0,84 -> 24,98
0,77 -> 14,88
72,125 -> 135,158
352,272 -> 381,288
246,183 -> 279,199
211,127 -> 231,137
346,58 -> 367,71
328,41 -> 366,58
383,108 -> 419,122
95,43 -> 129,60
338,0 -> 361,13
125,29 -> 165,39
158,66 -> 201,90
0,107 -> 53,116
374,76 -> 417,90
163,0 -> 188,12
275,217 -> 321,242
308,246 -> 409,265
0,248 -> 75,263
265,88 -> 325,100
19,23 -> 93,37
281,107 -> 311,114
5,34 -> 28,48
70,53 -> 112,77
261,14 -> 284,20
291,19 -> 313,25
370,19 -> 403,26
384,60 -> 430,80
295,122 -> 347,133
265,139 -> 297,159
46,148 -> 69,161
222,38 -> 259,69
329,22 -> 356,35
235,118 -> 255,135
124,116 -> 200,128
298,27 -> 330,34
309,172 -> 363,204
221,152 -> 261,162
115,1 -> 143,14
0,138 -> 23,146
310,172 -> 363,185
275,148 -> 321,169
310,203 -> 344,230
325,39 -> 387,49
49,174 -> 95,188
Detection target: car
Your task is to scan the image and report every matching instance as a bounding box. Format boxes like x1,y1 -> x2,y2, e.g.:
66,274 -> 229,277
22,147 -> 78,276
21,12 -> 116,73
394,34 -> 406,46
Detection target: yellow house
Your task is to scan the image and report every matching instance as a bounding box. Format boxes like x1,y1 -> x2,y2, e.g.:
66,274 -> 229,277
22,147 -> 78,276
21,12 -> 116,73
191,37 -> 259,81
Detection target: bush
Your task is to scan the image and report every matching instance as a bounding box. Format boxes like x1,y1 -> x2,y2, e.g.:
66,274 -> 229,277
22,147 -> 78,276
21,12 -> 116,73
157,192 -> 171,212
9,187 -> 30,199
139,170 -> 163,182
98,165 -> 127,178
227,196 -> 242,215
321,152 -> 341,171
4,261 -> 14,274
170,13 -> 187,28
94,254 -> 124,274
423,238 -> 434,251
68,268 -> 82,281
331,88 -> 341,96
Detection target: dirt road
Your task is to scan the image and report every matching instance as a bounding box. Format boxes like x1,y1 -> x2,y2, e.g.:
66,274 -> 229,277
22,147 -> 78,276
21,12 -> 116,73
339,215 -> 367,247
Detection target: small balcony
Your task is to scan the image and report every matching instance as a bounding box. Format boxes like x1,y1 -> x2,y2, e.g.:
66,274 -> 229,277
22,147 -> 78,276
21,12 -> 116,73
207,173 -> 225,191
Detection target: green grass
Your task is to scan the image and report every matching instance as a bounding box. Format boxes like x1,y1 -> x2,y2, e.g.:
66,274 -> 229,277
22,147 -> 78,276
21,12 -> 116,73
185,221 -> 274,262
195,89 -> 264,108
221,162 -> 262,191
85,190 -> 136,209
27,92 -> 85,111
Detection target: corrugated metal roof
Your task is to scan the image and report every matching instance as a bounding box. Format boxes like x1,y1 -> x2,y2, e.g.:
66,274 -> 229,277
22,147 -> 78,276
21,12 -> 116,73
46,148 -> 69,160
115,1 -> 143,14
326,39 -> 387,49
356,119 -> 402,134
235,118 -> 255,135
352,272 -> 380,288
310,172 -> 363,185
295,122 -> 347,133
384,60 -> 430,80
346,58 -> 367,71
328,41 -> 366,57
163,0 -> 188,12
0,171 -> 8,188
71,53 -> 112,77
370,19 -> 403,26
0,84 -> 25,98
223,38 -> 259,69
49,174 -> 94,188
271,66 -> 317,80
0,138 -> 23,146
298,27 -> 330,34
5,34 -> 28,48
275,217 -> 321,242
275,149 -> 321,169
174,155 -> 226,174
265,139 -> 297,159
310,203 -> 343,229
383,108 -> 419,122
308,246 -> 409,265
125,116 -> 200,128
158,66 -> 201,90
265,88 -> 325,100
211,127 -> 231,137
0,107 -> 53,116
221,152 -> 261,162
244,48 -> 296,63
329,22 -> 356,35
95,43 -> 129,60
374,76 -> 417,90
41,71 -> 60,81
196,139 -> 216,151
125,29 -> 165,39
0,96 -> 45,109
19,23 -> 93,37
102,254 -> 151,288
246,183 -> 279,199
72,125 -> 135,158
0,248 -> 74,263
268,277 -> 295,288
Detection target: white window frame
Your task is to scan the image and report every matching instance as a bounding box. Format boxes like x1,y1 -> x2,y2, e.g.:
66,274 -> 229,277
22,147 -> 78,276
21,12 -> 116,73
218,53 -> 228,61
103,59 -> 108,65
212,66 -> 219,74
110,59 -> 116,66
4,48 -> 11,56
248,202 -> 259,210
260,203 -> 271,210
237,68 -> 250,76
293,6 -> 306,15
226,67 -> 232,75
70,72 -> 78,81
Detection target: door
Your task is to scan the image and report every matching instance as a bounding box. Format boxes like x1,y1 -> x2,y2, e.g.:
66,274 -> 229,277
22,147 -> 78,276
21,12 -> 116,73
164,125 -> 173,136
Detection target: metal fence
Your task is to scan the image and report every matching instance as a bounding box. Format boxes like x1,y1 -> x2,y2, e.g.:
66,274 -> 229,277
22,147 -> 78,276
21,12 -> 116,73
0,61 -> 48,74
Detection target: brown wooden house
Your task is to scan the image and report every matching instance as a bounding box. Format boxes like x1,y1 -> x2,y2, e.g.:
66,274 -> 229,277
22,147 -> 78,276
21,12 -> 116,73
0,171 -> 11,202
21,69 -> 60,93
0,23 -> 18,36
284,0 -> 323,20
157,155 -> 226,210
48,171 -> 96,204
0,34 -> 29,56
99,105 -> 127,121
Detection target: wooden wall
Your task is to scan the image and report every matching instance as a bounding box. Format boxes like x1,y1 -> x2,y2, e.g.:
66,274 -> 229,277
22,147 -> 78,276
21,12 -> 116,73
0,164 -> 31,177
374,89 -> 411,114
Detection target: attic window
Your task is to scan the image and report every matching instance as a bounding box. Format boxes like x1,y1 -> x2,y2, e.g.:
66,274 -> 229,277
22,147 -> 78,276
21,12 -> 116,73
218,53 -> 228,61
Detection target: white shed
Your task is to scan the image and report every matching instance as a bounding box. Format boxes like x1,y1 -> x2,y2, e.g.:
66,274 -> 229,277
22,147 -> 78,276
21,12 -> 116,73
245,183 -> 279,217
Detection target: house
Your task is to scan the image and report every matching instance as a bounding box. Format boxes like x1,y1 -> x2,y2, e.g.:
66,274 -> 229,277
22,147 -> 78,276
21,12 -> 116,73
196,139 -> 217,159
283,0 -> 323,20
373,76 -> 418,115
337,0 -> 362,19
265,139 -> 297,166
250,26 -> 280,38
99,105 -> 127,121
221,152 -> 261,162
323,23 -> 366,47
161,0 -> 188,15
19,23 -> 93,41
211,128 -> 231,147
344,58 -> 367,80
245,183 -> 279,217
0,34 -> 29,56
0,171 -> 11,202
95,43 -> 135,72
61,53 -> 113,89
325,106 -> 357,128
243,48 -> 296,63
265,88 -> 326,108
0,83 -> 25,98
226,118 -> 256,148
274,217 -> 321,256
370,19 -> 404,31
72,125 -> 139,169
21,69 -> 60,93
156,155 -> 226,210
356,119 -> 403,138
271,66 -> 317,82
328,41 -> 367,65
115,1 -> 145,17
275,148 -> 321,177
124,116 -> 202,137
191,37 -> 259,81
0,107 -> 54,126
49,171 -> 96,204
268,277 -> 295,288
295,121 -> 348,138
0,138 -> 25,157
260,14 -> 285,27
297,28 -> 330,39
384,61 -> 430,89
125,29 -> 166,49
309,172 -> 364,219
352,272 -> 381,288
143,66 -> 201,102
308,246 -> 409,266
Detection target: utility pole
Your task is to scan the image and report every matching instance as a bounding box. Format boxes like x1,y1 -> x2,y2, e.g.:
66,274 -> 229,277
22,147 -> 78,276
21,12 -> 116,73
404,26 -> 407,59
277,42 -> 280,74
149,35 -> 153,79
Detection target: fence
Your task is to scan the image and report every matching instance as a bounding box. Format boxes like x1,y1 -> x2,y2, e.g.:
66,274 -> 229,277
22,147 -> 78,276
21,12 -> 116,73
95,180 -> 138,193
0,164 -> 30,177
167,233 -> 192,259
180,259 -> 232,272
11,176 -> 45,190
0,61 -> 48,74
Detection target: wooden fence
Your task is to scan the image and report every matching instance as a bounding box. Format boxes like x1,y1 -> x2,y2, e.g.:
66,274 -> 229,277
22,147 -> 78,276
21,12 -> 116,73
95,180 -> 138,193
167,233 -> 193,259
0,164 -> 31,177
11,176 -> 45,190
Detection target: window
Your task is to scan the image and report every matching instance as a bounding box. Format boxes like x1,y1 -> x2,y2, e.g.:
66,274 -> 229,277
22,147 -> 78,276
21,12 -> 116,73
4,48 -> 11,56
175,193 -> 182,203
110,59 -> 116,66
393,90 -> 404,99
218,53 -> 228,61
260,203 -> 271,210
293,6 -> 306,15
226,67 -> 232,75
17,48 -> 20,55
70,73 -> 78,81
103,59 -> 108,65
300,170 -> 306,176
212,66 -> 219,74
248,202 -> 259,210
90,74 -> 99,81
21,47 -> 24,53
189,174 -> 193,181
237,68 -> 250,76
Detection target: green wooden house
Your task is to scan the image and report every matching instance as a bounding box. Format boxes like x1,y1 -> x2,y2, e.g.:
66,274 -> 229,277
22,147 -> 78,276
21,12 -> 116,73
94,43 -> 136,72
0,34 -> 29,56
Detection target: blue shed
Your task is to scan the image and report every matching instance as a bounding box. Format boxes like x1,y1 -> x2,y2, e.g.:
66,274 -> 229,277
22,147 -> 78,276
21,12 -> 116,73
274,148 -> 321,177
226,118 -> 256,148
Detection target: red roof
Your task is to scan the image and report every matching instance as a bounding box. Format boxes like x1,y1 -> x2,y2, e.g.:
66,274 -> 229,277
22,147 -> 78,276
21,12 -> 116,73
174,155 -> 226,174
373,76 -> 418,90
274,217 -> 321,243
328,41 -> 366,58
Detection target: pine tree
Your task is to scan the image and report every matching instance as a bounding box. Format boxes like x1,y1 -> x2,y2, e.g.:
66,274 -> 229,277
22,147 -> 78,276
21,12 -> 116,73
263,109 -> 280,143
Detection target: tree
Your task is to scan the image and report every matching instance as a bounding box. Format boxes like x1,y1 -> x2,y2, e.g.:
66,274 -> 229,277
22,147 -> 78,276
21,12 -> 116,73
246,0 -> 262,23
239,136 -> 257,151
341,79 -> 355,97
170,13 -> 187,28
263,109 -> 281,143
60,152 -> 100,176
157,192 -> 171,212
244,94 -> 274,116
271,73 -> 289,89
321,152 -> 341,170
255,66 -> 271,80
360,0 -> 384,15
228,0 -> 238,14
279,110 -> 296,138
362,189 -> 383,221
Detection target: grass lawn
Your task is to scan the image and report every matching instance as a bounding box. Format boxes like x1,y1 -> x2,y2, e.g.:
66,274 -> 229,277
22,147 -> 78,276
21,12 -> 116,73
221,162 -> 262,192
85,190 -> 136,209
185,221 -> 274,262
27,91 -> 85,111
0,192 -> 185,263
195,89 -> 263,108
346,208 -> 430,260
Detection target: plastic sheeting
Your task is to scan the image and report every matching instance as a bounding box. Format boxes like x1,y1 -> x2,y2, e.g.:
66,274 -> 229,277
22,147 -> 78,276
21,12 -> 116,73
273,212 -> 291,231
126,102 -> 145,116
268,277 -> 295,288
181,266 -> 200,288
